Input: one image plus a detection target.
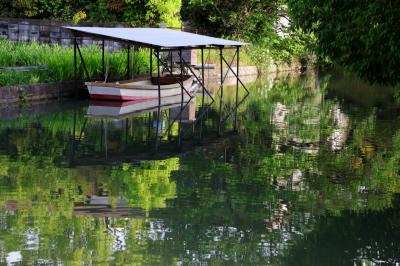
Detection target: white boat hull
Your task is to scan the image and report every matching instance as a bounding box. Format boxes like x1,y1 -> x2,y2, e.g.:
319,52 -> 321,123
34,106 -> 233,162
86,76 -> 195,101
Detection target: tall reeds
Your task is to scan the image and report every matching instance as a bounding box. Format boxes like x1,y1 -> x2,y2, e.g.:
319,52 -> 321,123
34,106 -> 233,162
0,40 -> 151,86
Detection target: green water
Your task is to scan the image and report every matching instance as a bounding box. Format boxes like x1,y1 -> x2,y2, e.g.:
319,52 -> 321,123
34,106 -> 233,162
1,71 -> 400,265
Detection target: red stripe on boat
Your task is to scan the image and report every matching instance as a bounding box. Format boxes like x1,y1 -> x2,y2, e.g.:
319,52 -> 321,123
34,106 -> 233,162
90,94 -> 157,101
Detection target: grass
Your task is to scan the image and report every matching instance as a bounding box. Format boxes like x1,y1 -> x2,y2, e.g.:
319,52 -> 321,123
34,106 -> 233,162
0,39 -> 152,87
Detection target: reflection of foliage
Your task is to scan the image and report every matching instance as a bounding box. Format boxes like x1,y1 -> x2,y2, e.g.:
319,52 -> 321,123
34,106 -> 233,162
110,159 -> 178,211
1,72 -> 400,264
282,203 -> 400,265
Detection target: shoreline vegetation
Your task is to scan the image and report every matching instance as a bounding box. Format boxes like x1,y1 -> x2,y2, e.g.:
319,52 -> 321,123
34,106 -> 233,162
0,40 -> 151,87
0,38 -> 308,88
0,1 -> 312,88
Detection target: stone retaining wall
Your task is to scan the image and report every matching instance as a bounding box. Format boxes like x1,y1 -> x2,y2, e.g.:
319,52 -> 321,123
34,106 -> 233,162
0,81 -> 86,104
0,61 -> 303,104
0,17 -> 123,50
264,59 -> 303,74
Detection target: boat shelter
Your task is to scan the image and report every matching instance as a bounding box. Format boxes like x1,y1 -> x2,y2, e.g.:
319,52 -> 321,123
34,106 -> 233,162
64,26 -> 250,135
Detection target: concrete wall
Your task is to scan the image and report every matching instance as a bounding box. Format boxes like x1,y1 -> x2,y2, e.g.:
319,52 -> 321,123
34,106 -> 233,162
0,17 -> 126,50
265,59 -> 303,74
0,81 -> 86,104
0,16 -> 198,63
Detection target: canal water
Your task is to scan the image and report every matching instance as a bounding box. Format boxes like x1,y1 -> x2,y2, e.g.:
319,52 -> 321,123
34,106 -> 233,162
0,71 -> 399,265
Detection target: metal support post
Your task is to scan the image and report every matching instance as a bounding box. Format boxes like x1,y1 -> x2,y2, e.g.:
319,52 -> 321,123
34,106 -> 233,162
155,49 -> 161,150
218,46 -> 224,135
234,46 -> 239,131
170,51 -> 173,73
132,46 -> 135,79
178,49 -> 184,146
102,40 -> 105,80
150,48 -> 153,77
127,44 -> 130,80
199,47 -> 205,141
75,39 -> 90,80
74,37 -> 77,82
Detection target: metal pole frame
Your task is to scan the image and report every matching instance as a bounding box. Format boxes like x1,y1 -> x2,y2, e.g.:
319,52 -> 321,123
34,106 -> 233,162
234,46 -> 239,131
218,46 -> 224,135
71,35 -> 77,99
74,38 -> 90,80
159,46 -> 238,52
102,40 -> 105,80
149,48 -> 153,77
155,50 -> 194,139
74,37 -> 77,82
216,46 -> 250,130
175,49 -> 215,126
132,45 -> 136,79
170,51 -> 173,73
127,44 -> 130,80
177,48 -> 184,146
155,49 -> 161,151
198,47 -> 205,141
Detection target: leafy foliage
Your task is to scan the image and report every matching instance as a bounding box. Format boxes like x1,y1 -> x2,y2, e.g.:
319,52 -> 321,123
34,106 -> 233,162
182,0 -> 281,38
0,0 -> 182,27
288,0 -> 400,85
182,0 -> 312,64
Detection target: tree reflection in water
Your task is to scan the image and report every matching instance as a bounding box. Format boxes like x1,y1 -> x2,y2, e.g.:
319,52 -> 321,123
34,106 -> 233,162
0,71 -> 400,264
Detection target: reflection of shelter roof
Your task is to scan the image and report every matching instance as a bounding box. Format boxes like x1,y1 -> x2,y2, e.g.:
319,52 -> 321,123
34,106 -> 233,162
64,27 -> 247,49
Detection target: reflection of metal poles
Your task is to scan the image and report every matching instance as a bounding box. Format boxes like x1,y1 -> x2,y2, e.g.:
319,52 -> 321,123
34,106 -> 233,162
219,49 -> 250,126
125,118 -> 129,145
100,120 -> 104,153
104,121 -> 108,160
69,109 -> 77,167
147,112 -> 152,144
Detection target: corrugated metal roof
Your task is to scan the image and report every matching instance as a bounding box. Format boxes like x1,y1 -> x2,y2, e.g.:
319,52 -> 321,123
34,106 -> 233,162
64,27 -> 247,48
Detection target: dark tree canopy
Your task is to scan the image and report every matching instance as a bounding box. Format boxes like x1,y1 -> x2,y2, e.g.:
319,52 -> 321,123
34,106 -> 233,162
288,0 -> 400,85
181,0 -> 282,40
0,0 -> 181,27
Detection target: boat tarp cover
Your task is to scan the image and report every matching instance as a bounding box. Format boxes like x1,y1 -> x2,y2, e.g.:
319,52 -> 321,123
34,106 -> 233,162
64,27 -> 247,48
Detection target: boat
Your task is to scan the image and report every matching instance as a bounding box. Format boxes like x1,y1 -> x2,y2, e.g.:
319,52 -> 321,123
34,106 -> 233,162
86,93 -> 193,119
85,74 -> 195,101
